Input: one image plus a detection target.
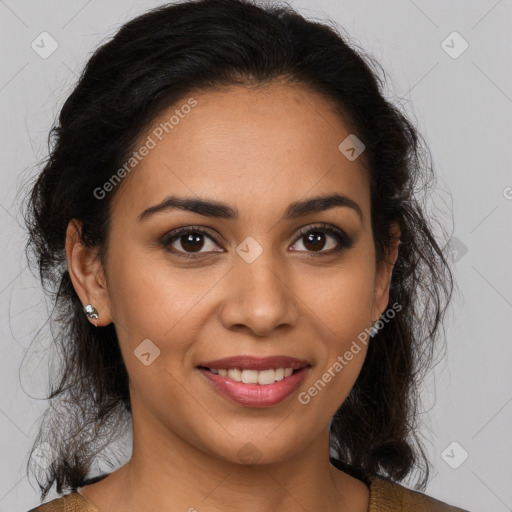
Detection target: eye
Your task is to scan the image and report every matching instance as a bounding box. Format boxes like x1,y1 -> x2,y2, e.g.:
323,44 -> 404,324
290,223 -> 353,256
161,227 -> 223,258
160,223 -> 353,259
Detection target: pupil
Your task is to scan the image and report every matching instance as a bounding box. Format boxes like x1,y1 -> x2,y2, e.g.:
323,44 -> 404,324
304,232 -> 325,251
182,233 -> 204,252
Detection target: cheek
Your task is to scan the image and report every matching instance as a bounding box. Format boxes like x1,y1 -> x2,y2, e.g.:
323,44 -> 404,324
296,259 -> 376,340
106,245 -> 210,340
294,257 -> 374,399
105,244 -> 231,393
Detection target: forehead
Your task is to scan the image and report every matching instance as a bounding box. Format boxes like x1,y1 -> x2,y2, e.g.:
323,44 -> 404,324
111,82 -> 370,223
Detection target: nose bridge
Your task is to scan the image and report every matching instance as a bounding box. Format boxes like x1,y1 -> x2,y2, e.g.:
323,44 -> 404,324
238,244 -> 284,295
220,238 -> 298,335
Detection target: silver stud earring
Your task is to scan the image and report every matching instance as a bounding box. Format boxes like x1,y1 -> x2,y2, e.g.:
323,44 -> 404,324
83,304 -> 99,320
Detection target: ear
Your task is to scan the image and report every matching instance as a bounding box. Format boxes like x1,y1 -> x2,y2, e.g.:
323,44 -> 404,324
65,219 -> 113,326
371,220 -> 401,322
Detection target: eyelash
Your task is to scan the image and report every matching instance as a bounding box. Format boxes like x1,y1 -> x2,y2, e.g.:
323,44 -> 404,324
160,223 -> 354,260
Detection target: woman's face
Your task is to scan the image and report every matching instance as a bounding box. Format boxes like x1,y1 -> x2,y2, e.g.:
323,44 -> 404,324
77,81 -> 397,465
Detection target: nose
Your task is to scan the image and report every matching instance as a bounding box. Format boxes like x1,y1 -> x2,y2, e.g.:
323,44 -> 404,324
219,248 -> 300,337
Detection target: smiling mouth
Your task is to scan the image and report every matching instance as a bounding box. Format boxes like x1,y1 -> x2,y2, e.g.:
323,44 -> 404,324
196,364 -> 311,408
197,366 -> 303,385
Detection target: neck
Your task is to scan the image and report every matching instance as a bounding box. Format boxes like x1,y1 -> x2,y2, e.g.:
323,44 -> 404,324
79,402 -> 370,512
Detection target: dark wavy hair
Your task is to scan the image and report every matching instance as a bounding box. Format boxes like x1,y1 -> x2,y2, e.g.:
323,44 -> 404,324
23,0 -> 454,501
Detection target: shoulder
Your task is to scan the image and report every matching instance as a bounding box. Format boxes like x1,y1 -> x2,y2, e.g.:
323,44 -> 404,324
369,476 -> 470,512
26,492 -> 99,512
27,477 -> 471,512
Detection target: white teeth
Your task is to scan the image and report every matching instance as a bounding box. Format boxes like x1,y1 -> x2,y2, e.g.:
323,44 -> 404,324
241,369 -> 259,384
227,368 -> 241,381
208,367 -> 297,385
257,369 -> 275,385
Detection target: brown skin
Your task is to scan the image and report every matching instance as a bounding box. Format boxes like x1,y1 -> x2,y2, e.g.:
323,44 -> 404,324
66,82 -> 400,512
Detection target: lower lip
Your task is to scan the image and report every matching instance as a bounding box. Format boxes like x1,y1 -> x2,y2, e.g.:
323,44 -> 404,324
197,367 -> 310,407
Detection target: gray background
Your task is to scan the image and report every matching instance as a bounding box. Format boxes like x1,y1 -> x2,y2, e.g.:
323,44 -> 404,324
1,1 -> 511,510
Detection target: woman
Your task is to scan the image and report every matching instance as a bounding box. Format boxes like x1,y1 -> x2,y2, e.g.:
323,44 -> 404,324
24,0 -> 469,510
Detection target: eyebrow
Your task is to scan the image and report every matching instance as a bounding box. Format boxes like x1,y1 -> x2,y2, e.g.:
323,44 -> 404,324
138,192 -> 363,222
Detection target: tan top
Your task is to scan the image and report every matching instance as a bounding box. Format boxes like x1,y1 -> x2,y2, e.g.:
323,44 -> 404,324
27,476 -> 469,511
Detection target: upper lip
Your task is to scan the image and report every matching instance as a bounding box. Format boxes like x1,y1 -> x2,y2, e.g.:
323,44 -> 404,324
196,355 -> 310,371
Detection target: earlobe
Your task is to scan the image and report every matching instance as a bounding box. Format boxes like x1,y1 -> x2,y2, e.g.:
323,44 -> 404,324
65,219 -> 113,326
